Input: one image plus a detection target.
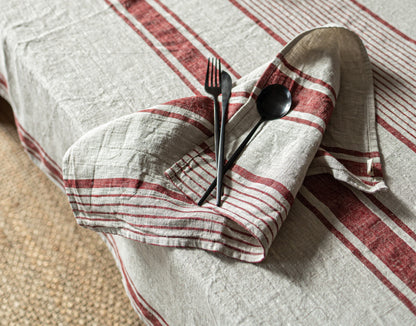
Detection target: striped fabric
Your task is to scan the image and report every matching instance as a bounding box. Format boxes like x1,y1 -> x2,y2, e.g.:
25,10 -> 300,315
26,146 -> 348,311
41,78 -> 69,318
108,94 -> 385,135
63,26 -> 386,262
1,0 -> 416,324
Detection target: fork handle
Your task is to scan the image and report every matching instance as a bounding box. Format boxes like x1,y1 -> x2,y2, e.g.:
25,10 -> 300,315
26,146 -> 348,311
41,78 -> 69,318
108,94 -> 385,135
213,96 -> 220,168
216,96 -> 229,206
198,118 -> 264,206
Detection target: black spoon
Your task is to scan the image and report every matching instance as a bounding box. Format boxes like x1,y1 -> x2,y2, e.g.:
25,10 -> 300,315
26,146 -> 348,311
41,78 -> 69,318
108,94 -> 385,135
198,84 -> 292,206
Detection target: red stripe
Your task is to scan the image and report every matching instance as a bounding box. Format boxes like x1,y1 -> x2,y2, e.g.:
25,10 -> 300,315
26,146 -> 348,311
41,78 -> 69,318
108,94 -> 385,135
122,0 -> 208,85
68,191 -> 189,207
113,0 -> 248,124
285,82 -> 334,125
282,116 -> 324,134
75,210 -> 259,248
196,143 -> 294,207
227,102 -> 245,119
0,73 -> 7,88
164,96 -> 214,123
14,119 -> 61,172
297,192 -> 416,315
375,75 -> 416,120
67,175 -> 269,249
180,154 -> 282,232
69,198 -> 254,238
255,59 -> 280,88
290,0 -> 416,87
105,227 -> 263,263
272,2 -> 416,110
277,53 -> 337,99
21,145 -> 64,187
14,120 -> 64,185
280,0 -> 320,30
248,0 -> 416,100
22,147 -> 62,187
378,102 -> 416,142
228,0 -> 285,45
353,179 -> 379,187
304,0 -> 416,118
232,163 -> 295,205
90,220 -> 262,256
140,108 -> 212,136
189,149 -> 287,221
373,59 -> 416,98
168,160 -> 272,245
152,0 -> 241,79
377,116 -> 416,153
311,0 -> 416,82
271,0 -> 416,107
192,149 -> 288,220
218,194 -> 280,235
261,0 -> 305,36
238,0 -> 295,39
316,150 -> 383,178
359,179 -> 381,187
231,91 -> 251,98
105,234 -> 167,325
255,61 -> 335,125
337,159 -> 383,178
199,143 -> 294,206
304,174 -> 416,294
349,0 -> 416,45
16,129 -> 63,181
320,145 -> 380,158
364,193 -> 416,243
104,0 -> 201,95
376,92 -> 416,135
233,0 -> 416,153
68,193 -> 254,238
330,0 -> 416,62
64,178 -> 193,204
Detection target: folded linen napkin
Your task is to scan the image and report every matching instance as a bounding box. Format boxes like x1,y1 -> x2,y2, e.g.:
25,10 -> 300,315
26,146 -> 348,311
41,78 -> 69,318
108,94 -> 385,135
63,26 -> 386,263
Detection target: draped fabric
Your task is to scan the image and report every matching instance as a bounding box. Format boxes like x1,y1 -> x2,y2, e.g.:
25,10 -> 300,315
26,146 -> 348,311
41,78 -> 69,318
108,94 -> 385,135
1,0 -> 415,324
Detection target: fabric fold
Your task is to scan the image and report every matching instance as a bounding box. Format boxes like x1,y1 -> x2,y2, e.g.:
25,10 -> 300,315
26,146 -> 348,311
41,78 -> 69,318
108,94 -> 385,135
63,26 -> 386,262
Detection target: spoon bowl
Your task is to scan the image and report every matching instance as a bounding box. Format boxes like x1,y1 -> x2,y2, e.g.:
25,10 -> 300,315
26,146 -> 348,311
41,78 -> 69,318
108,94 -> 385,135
256,84 -> 292,120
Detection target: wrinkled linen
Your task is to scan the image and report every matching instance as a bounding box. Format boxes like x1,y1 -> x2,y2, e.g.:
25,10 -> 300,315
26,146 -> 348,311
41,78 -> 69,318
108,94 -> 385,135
63,26 -> 386,262
1,0 -> 416,325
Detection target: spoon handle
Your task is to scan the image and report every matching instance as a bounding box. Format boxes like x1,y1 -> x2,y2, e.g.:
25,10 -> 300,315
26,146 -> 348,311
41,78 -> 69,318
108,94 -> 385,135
198,118 -> 264,206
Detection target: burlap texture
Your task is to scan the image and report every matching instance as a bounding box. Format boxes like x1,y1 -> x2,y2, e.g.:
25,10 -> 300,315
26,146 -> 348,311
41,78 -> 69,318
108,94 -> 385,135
0,97 -> 143,325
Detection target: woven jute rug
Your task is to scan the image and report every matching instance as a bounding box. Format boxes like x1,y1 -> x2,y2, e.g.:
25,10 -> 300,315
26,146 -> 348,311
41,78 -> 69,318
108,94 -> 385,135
0,98 -> 144,326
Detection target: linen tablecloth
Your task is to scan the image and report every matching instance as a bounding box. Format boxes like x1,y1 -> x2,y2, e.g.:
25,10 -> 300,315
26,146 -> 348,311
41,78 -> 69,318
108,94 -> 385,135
1,0 -> 416,324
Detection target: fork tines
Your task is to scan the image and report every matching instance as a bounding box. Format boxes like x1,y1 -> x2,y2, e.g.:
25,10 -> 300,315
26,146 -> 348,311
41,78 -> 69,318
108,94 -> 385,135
205,58 -> 222,90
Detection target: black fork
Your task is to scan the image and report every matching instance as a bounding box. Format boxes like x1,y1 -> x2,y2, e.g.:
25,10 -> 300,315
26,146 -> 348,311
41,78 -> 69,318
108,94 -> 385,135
205,58 -> 222,170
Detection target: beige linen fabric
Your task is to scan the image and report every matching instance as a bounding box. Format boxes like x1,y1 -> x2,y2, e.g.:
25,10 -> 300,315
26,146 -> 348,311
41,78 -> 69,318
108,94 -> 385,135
1,0 -> 416,324
63,26 -> 386,262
